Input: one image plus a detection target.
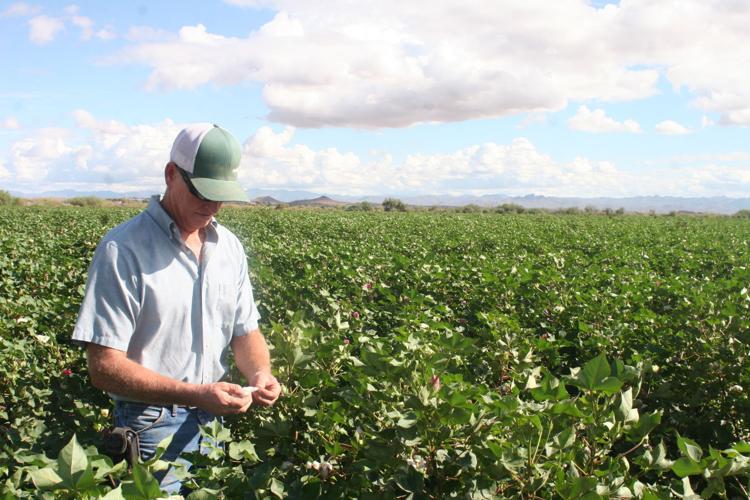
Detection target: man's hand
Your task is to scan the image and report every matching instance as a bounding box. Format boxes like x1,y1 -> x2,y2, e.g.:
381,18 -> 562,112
248,371 -> 281,406
196,382 -> 255,415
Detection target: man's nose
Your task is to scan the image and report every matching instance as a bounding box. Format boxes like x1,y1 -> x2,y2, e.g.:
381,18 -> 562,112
204,201 -> 222,214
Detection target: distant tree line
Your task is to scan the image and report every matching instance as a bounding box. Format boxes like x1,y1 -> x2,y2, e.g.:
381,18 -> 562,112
3,189 -> 750,217
0,190 -> 18,206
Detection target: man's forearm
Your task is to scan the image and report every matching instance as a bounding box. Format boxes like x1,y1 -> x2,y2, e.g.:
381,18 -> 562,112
231,329 -> 272,381
231,329 -> 281,407
86,343 -> 203,406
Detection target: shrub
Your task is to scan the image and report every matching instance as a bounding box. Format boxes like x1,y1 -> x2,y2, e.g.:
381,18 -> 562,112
556,206 -> 581,215
0,190 -> 17,206
494,203 -> 525,214
346,201 -> 375,212
460,204 -> 482,213
382,197 -> 407,212
68,196 -> 104,207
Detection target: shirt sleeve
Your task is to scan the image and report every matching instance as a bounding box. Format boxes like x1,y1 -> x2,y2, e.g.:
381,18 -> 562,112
72,240 -> 140,350
233,248 -> 261,336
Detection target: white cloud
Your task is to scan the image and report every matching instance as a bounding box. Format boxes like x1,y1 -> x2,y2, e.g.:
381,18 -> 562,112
111,0 -> 750,129
0,161 -> 9,179
1,117 -> 20,129
568,106 -> 642,133
240,126 -> 750,197
2,112 -> 179,193
655,120 -> 691,135
25,6 -> 114,44
611,1 -> 750,127
95,27 -> 116,40
7,128 -> 76,181
116,0 -> 662,128
3,116 -> 750,198
125,26 -> 173,42
701,116 -> 715,128
242,126 -> 392,193
28,15 -> 65,44
1,2 -> 39,17
70,14 -> 94,40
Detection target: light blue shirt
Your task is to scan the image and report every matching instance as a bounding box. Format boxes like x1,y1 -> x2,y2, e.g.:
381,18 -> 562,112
73,196 -> 260,399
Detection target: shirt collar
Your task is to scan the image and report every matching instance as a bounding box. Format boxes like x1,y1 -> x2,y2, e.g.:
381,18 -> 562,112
145,195 -> 218,243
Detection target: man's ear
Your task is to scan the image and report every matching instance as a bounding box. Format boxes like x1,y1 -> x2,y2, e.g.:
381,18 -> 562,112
165,162 -> 178,185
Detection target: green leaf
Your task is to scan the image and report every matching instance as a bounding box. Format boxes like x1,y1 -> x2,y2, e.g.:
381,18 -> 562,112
593,376 -> 623,395
616,388 -> 639,423
187,488 -> 222,500
648,441 -> 673,470
571,354 -> 611,391
627,410 -> 661,440
201,420 -> 231,443
397,414 -> 417,429
552,400 -> 584,417
270,478 -> 285,498
678,477 -> 701,500
553,426 -> 576,450
57,434 -> 89,483
143,435 -> 174,464
730,441 -> 750,454
677,434 -> 703,462
74,466 -> 97,491
486,441 -> 504,458
100,485 -> 127,500
122,463 -> 163,499
228,440 -> 260,462
557,476 -> 598,499
530,374 -> 569,401
672,458 -> 704,477
292,347 -> 312,367
90,457 -> 113,479
29,468 -> 63,489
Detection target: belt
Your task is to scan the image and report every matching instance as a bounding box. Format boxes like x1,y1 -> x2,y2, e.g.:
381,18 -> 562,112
115,400 -> 197,417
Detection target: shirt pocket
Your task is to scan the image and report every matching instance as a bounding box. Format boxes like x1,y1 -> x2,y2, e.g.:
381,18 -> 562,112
214,282 -> 238,333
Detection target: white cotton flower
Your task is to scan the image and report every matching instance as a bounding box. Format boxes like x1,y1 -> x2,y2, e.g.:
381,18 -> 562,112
407,455 -> 427,472
318,461 -> 333,479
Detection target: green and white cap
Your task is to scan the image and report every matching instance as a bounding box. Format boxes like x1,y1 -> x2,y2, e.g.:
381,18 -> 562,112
170,123 -> 249,202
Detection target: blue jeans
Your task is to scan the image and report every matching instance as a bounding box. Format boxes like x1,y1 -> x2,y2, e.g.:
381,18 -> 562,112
113,401 -> 217,494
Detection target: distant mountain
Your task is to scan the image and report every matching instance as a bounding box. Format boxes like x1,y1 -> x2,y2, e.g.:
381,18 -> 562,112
288,196 -> 346,207
253,196 -> 286,205
246,189 -> 323,203
374,194 -> 750,214
8,187 -> 750,214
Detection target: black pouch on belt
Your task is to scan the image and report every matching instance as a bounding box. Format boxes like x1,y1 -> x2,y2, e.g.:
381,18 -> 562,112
101,427 -> 140,466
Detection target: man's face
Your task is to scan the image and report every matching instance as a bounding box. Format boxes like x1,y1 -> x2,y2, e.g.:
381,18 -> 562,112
165,163 -> 223,233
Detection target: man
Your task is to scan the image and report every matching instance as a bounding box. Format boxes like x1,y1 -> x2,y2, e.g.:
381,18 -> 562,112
73,123 -> 281,493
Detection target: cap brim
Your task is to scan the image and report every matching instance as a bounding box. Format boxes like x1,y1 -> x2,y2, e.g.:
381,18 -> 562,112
190,177 -> 250,203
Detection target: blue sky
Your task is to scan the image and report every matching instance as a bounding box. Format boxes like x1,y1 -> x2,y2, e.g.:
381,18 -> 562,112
1,0 -> 749,198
